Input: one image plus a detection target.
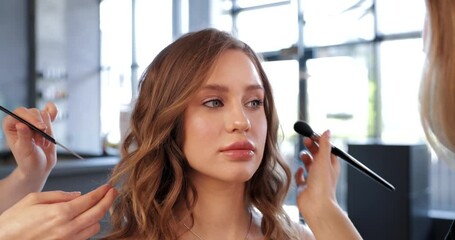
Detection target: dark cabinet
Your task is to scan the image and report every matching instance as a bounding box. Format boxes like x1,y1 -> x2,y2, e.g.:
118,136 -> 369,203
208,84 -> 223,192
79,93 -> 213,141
347,143 -> 431,240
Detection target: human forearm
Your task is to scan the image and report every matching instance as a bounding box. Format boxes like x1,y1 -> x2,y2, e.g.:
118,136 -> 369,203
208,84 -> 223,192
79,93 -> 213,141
302,200 -> 362,240
0,167 -> 49,213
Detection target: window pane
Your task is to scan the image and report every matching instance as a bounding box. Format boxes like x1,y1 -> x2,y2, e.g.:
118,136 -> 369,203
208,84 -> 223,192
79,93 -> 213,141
306,45 -> 373,140
212,7 -> 233,33
236,3 -> 298,52
305,45 -> 374,210
100,0 -> 132,145
100,0 -> 173,148
233,0 -> 291,8
379,38 -> 425,143
262,60 -> 299,140
376,0 -> 426,35
301,0 -> 374,47
135,0 -> 173,79
262,60 -> 300,210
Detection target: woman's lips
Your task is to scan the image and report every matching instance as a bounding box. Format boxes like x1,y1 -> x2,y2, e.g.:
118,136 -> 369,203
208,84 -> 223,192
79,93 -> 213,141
220,141 -> 255,161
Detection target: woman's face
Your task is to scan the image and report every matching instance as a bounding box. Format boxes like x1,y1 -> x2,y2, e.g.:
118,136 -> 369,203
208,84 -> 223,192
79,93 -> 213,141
183,49 -> 267,184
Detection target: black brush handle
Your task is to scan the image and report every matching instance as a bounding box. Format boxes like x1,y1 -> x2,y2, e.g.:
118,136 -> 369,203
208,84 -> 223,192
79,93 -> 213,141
0,105 -> 57,144
294,120 -> 395,191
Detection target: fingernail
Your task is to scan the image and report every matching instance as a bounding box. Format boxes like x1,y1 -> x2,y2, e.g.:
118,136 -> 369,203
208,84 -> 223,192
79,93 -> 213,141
323,129 -> 331,137
37,122 -> 47,130
98,184 -> 110,190
67,191 -> 82,196
299,150 -> 309,157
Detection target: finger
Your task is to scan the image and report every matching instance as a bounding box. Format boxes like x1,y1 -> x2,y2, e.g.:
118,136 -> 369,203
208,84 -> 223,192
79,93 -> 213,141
13,107 -> 47,146
18,191 -> 81,206
317,130 -> 332,153
15,122 -> 35,145
2,109 -> 20,133
299,150 -> 313,171
44,102 -> 58,122
69,188 -> 116,234
10,123 -> 37,161
66,185 -> 112,219
331,154 -> 341,176
294,167 -> 306,186
40,109 -> 54,148
40,102 -> 58,148
2,107 -> 44,141
303,137 -> 319,155
315,130 -> 333,166
73,223 -> 101,240
13,107 -> 47,131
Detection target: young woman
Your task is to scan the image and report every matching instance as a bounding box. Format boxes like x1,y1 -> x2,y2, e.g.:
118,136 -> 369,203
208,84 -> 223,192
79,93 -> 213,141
102,28 -> 361,240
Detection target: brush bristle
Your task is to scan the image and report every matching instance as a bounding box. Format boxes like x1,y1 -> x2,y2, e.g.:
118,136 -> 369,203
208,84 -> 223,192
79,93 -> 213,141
293,121 -> 314,137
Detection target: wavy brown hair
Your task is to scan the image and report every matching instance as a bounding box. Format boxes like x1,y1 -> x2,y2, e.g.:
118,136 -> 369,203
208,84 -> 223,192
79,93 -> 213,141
102,28 -> 298,239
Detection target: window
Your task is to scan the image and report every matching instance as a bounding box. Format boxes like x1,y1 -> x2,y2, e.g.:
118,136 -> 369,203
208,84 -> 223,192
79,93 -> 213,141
299,0 -> 455,215
99,0 -> 455,216
379,39 -> 425,143
99,0 -> 133,149
235,2 -> 298,52
262,60 -> 300,209
301,0 -> 375,46
218,0 -> 454,216
375,0 -> 425,35
99,0 -> 172,151
306,48 -> 372,139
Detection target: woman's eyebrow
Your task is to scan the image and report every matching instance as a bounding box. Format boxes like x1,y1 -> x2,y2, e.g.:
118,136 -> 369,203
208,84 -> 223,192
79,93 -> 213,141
200,83 -> 264,92
246,84 -> 264,92
200,84 -> 228,92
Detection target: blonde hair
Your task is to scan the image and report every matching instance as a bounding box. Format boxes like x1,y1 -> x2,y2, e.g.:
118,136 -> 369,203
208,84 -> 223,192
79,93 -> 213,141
419,0 -> 455,168
102,28 -> 299,239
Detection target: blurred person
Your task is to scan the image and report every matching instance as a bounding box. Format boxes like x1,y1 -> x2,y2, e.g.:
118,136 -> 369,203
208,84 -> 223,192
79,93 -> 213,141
420,0 -> 455,239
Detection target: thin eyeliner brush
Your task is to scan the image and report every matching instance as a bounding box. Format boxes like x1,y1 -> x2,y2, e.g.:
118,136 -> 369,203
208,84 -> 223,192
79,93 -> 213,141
0,105 -> 84,160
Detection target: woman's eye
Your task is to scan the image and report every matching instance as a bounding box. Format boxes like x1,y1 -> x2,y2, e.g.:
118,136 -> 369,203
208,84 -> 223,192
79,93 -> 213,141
247,99 -> 264,109
203,99 -> 224,108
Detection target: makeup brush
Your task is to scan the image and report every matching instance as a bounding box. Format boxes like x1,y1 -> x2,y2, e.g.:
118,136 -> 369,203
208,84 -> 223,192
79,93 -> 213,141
294,120 -> 395,191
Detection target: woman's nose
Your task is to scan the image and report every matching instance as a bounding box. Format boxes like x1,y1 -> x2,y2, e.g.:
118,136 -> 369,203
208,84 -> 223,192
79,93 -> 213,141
227,106 -> 251,133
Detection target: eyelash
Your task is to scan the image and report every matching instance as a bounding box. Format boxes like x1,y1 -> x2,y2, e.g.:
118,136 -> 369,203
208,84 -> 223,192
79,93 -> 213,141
203,99 -> 223,108
203,98 -> 264,109
247,99 -> 264,109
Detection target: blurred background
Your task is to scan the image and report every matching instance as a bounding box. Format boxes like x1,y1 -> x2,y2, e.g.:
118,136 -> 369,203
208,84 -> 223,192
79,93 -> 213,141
0,0 -> 452,239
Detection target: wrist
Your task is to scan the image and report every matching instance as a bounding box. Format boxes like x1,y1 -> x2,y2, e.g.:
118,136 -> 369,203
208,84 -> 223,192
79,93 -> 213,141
0,215 -> 14,240
300,200 -> 362,240
300,198 -> 341,223
11,167 -> 49,190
